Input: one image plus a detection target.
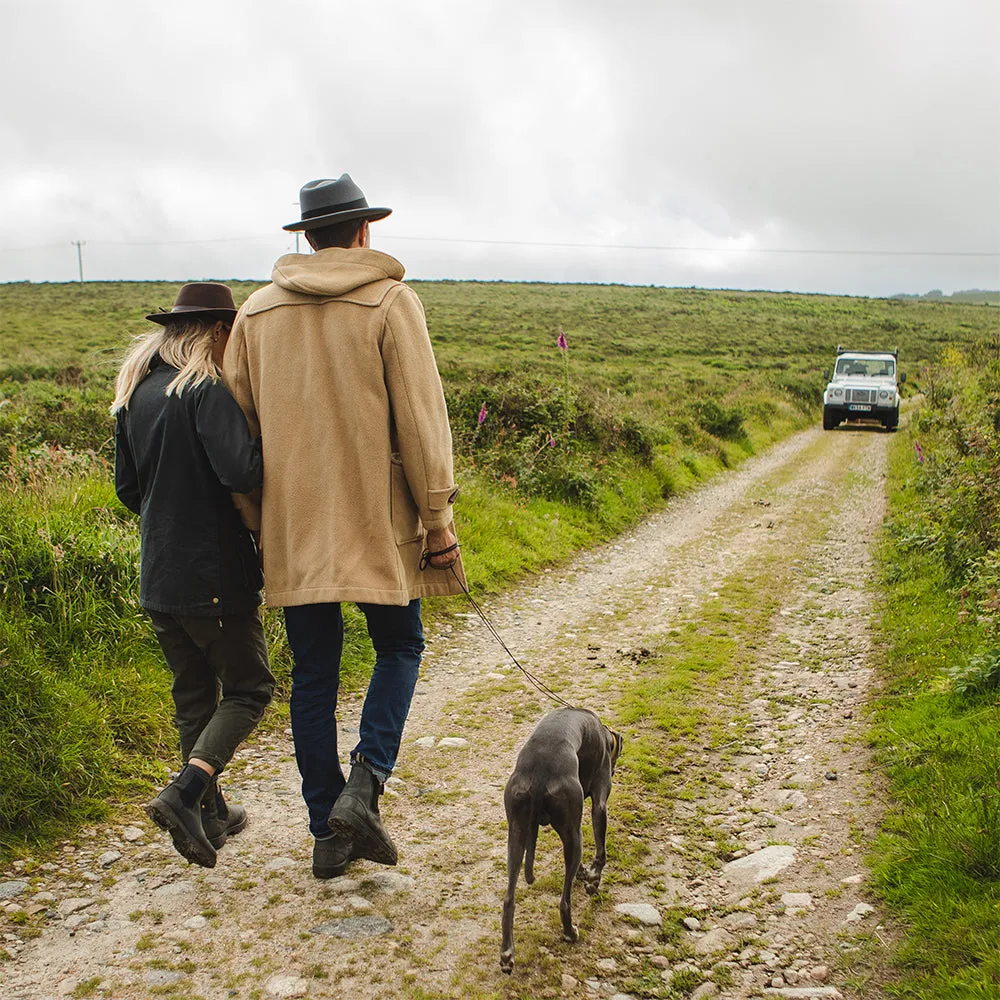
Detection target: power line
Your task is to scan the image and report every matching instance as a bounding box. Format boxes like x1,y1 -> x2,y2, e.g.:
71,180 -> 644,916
0,234 -> 996,258
0,242 -> 67,253
100,235 -> 279,247
379,235 -> 1000,258
0,235 -> 278,253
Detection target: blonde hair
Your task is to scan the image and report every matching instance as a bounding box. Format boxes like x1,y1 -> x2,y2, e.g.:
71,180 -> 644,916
111,319 -> 227,414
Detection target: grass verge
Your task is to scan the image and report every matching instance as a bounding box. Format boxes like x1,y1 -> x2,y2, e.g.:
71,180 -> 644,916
867,418 -> 1000,998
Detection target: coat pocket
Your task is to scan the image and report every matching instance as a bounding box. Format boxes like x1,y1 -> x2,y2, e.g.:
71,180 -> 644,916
390,458 -> 422,545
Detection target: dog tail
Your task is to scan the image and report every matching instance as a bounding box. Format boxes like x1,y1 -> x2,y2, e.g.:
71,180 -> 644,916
505,783 -> 543,887
525,812 -> 540,884
505,785 -> 534,888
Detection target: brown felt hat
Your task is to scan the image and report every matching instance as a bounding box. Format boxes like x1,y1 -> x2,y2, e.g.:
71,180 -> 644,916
146,282 -> 238,325
283,174 -> 391,232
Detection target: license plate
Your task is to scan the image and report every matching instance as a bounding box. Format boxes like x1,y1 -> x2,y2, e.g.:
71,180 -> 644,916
849,404 -> 872,411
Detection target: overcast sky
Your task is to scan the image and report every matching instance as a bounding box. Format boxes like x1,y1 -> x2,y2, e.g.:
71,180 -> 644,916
1,0 -> 997,297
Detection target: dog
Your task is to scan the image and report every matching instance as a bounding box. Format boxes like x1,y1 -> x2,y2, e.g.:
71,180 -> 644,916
500,707 -> 623,974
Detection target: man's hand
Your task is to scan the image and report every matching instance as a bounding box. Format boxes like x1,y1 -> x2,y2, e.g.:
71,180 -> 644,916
425,524 -> 459,569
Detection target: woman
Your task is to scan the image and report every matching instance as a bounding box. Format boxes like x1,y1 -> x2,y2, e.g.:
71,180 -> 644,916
112,282 -> 274,869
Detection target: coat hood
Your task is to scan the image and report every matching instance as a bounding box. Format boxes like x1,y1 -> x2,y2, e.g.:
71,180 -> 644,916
270,247 -> 405,298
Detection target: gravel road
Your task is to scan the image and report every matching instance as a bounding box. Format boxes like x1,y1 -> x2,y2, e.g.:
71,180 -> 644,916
2,424 -> 891,1000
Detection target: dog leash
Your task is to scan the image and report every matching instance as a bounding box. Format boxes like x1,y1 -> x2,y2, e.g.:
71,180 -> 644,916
418,549 -> 577,711
423,549 -> 622,747
450,565 -> 578,710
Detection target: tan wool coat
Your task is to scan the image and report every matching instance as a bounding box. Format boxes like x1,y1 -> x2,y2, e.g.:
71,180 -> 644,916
223,247 -> 465,607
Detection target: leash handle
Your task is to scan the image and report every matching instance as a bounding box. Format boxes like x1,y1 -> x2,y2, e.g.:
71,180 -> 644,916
448,565 -> 577,711
419,542 -> 460,571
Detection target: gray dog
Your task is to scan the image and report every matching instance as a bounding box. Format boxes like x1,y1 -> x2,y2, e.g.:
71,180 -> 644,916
500,707 -> 623,974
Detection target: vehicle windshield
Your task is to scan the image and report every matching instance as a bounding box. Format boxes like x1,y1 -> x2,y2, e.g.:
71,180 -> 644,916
835,357 -> 895,377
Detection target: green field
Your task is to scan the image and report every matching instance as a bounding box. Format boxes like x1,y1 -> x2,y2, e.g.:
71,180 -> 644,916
2,279 -> 993,495
1,279 -> 997,990
2,279 -> 989,374
0,279 -> 993,832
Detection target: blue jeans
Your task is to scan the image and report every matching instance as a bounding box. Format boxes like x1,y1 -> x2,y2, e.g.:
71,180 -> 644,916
283,601 -> 424,838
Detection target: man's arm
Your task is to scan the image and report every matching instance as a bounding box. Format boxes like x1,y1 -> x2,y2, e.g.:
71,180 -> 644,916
222,310 -> 263,532
222,310 -> 260,434
381,286 -> 459,566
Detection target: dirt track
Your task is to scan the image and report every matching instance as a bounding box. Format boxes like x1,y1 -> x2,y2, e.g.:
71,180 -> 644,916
2,424 -> 891,1000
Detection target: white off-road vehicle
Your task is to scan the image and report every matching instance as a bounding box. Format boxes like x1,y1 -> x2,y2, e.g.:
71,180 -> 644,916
822,346 -> 904,431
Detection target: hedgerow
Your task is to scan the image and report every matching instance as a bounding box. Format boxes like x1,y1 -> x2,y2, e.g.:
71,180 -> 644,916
869,334 -> 1000,994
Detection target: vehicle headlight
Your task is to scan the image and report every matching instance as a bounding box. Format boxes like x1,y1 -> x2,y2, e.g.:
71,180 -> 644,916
832,388 -> 844,398
879,390 -> 888,399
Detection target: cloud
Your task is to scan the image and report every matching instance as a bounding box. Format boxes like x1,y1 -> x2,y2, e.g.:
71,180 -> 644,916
1,0 -> 996,294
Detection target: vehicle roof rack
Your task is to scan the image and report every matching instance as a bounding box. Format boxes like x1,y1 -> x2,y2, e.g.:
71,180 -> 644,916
835,345 -> 898,358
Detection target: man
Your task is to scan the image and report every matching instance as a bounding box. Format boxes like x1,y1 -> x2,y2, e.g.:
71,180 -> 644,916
223,174 -> 464,878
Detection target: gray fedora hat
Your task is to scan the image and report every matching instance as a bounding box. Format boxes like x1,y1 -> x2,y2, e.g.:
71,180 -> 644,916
146,282 -> 237,325
283,174 -> 392,232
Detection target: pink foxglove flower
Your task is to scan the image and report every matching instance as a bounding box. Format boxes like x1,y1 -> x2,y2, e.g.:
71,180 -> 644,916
914,440 -> 924,464
477,403 -> 487,426
557,330 -> 567,352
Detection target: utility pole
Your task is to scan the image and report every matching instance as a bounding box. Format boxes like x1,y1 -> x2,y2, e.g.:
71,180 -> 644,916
70,240 -> 86,284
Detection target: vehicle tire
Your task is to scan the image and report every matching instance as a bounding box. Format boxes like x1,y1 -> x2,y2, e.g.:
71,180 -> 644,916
885,407 -> 899,432
822,407 -> 837,431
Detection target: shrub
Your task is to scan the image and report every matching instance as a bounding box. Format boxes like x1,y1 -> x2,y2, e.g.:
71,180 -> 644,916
693,399 -> 745,440
447,370 -> 566,452
0,380 -> 114,469
445,369 -> 659,506
520,456 -> 599,508
772,372 -> 823,411
946,648 -> 1000,695
905,350 -> 999,639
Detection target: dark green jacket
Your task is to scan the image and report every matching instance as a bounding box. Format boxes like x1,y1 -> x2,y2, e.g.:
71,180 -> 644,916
115,356 -> 263,615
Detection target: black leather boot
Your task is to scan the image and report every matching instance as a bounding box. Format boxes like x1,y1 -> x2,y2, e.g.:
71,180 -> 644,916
202,783 -> 248,850
146,764 -> 217,868
327,762 -> 397,866
312,835 -> 354,878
